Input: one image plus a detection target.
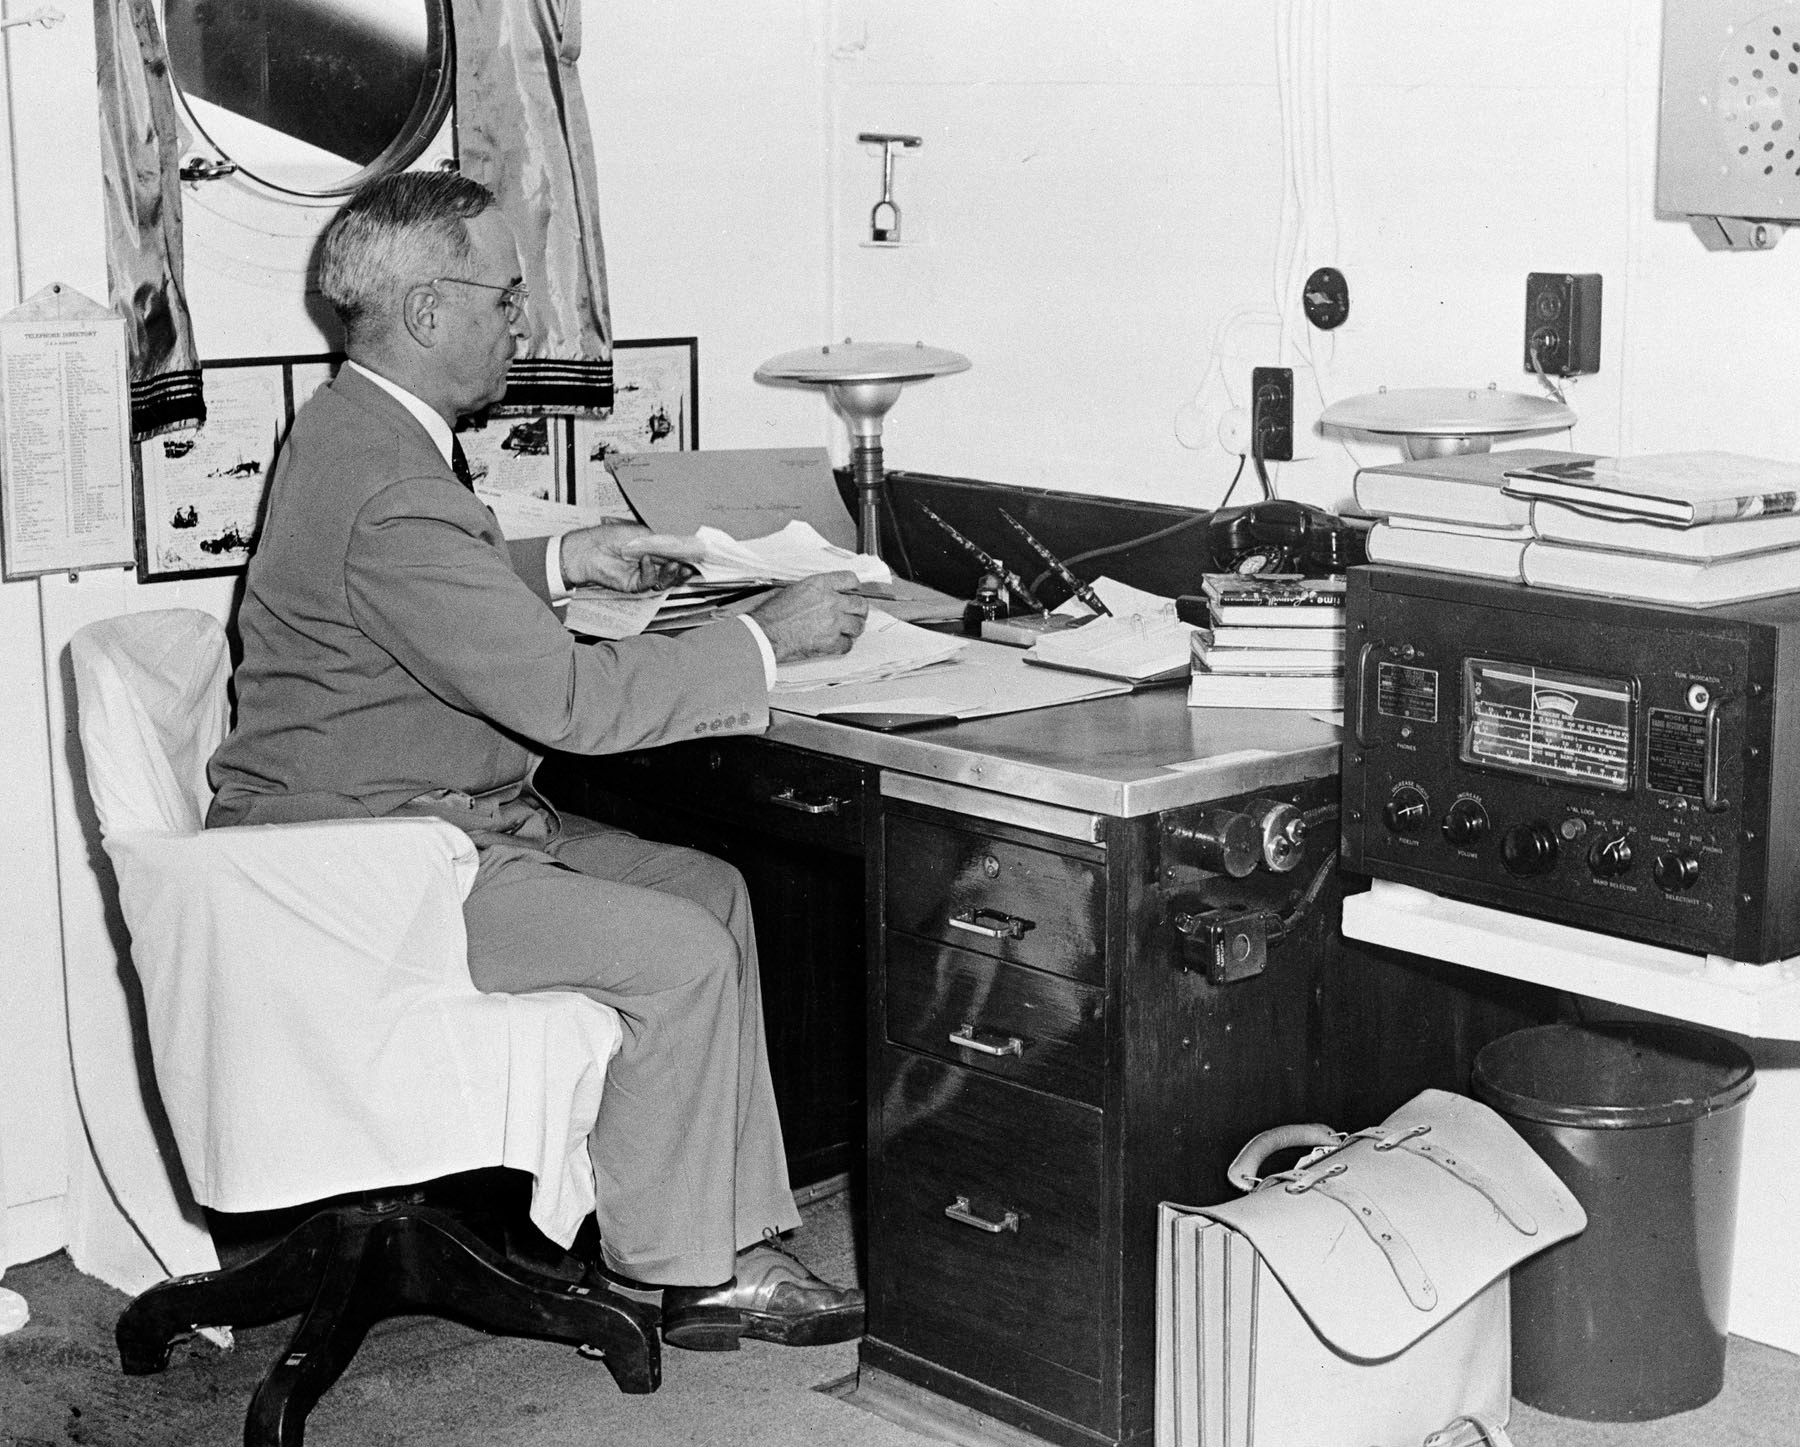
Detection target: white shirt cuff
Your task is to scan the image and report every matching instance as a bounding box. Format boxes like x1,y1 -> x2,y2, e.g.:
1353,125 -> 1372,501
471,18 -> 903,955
738,615 -> 778,687
545,534 -> 570,600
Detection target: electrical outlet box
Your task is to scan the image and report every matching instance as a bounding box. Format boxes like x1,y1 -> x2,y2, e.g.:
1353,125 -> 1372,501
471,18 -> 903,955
1524,272 -> 1602,377
1251,366 -> 1293,463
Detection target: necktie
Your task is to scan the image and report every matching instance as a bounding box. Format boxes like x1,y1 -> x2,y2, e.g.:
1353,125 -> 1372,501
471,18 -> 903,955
450,438 -> 475,490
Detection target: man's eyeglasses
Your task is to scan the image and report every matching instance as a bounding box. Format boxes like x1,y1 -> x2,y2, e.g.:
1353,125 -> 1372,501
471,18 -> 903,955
432,276 -> 529,323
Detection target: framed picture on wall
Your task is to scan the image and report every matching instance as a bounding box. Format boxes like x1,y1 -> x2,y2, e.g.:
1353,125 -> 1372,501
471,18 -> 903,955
572,337 -> 698,512
134,356 -> 291,581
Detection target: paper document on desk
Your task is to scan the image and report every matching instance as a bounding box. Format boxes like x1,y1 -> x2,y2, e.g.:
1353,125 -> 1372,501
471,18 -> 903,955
774,640 -> 1131,724
695,520 -> 892,587
773,610 -> 967,692
610,446 -> 858,551
1026,576 -> 1195,683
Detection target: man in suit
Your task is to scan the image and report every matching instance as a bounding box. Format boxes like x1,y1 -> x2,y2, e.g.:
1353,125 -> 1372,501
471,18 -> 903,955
208,170 -> 869,1351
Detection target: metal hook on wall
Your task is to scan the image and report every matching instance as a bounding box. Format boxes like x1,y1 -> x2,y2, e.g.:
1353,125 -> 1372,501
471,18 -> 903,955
0,5 -> 65,32
858,132 -> 921,244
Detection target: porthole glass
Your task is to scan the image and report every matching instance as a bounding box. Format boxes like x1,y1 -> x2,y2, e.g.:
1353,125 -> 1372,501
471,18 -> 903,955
163,0 -> 454,198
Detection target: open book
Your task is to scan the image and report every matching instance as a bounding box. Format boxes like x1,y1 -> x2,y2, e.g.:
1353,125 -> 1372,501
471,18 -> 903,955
1021,578 -> 1196,683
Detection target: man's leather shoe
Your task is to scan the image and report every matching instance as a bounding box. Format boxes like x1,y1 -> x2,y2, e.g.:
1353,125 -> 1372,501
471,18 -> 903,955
660,1239 -> 864,1352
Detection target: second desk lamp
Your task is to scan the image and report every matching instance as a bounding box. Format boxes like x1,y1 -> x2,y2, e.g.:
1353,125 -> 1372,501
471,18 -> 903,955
754,340 -> 970,558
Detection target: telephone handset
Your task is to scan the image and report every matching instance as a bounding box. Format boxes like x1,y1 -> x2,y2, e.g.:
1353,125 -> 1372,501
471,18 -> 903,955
1205,499 -> 1360,576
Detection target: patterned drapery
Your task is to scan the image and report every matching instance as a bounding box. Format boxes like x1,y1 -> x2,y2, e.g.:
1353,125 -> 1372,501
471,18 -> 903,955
93,0 -> 205,440
452,0 -> 613,416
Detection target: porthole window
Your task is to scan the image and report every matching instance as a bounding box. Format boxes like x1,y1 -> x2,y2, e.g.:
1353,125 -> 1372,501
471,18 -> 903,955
163,0 -> 454,198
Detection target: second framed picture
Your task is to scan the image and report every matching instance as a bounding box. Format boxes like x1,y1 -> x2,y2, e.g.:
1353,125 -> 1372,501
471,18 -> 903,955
573,337 -> 698,511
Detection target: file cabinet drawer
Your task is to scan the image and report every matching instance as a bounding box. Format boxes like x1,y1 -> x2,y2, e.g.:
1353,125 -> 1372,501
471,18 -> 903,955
885,935 -> 1106,1105
870,1049 -> 1106,1426
885,814 -> 1105,984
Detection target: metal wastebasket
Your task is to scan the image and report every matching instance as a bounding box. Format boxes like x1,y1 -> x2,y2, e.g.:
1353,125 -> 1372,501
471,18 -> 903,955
1472,1021 -> 1755,1421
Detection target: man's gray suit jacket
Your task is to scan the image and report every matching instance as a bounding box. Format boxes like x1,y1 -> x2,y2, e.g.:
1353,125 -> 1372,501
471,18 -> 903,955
208,366 -> 767,829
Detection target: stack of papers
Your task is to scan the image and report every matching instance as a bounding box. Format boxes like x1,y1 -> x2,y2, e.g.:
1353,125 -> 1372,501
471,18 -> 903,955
694,520 -> 892,587
561,520 -> 896,641
773,611 -> 967,692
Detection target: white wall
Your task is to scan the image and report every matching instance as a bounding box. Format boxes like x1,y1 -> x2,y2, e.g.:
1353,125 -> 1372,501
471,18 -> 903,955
12,0 -> 1800,1296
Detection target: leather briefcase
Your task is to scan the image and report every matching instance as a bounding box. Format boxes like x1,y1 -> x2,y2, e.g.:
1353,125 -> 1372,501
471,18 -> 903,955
1155,1089 -> 1586,1447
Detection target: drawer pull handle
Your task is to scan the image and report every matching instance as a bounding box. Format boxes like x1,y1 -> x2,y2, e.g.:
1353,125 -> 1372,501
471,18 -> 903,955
947,907 -> 1032,940
770,787 -> 844,815
949,1023 -> 1024,1057
944,1196 -> 1019,1234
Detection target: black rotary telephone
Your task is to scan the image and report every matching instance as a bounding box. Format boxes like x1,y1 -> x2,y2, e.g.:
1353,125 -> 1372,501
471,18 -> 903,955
1205,499 -> 1361,575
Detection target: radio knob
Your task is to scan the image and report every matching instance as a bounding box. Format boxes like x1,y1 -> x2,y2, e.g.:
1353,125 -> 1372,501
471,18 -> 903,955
1501,821 -> 1559,877
1588,834 -> 1634,878
1383,785 -> 1429,835
1442,799 -> 1490,848
1653,850 -> 1702,893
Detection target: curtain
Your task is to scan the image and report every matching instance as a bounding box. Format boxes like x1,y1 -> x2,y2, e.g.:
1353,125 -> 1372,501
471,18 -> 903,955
93,0 -> 205,440
452,0 -> 613,416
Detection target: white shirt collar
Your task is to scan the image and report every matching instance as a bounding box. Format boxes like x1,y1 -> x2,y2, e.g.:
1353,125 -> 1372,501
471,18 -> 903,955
346,360 -> 456,468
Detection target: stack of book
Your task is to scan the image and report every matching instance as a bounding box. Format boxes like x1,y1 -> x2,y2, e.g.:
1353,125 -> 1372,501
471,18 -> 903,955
1354,448 -> 1596,582
1500,452 -> 1800,607
1355,448 -> 1800,609
1184,574 -> 1347,710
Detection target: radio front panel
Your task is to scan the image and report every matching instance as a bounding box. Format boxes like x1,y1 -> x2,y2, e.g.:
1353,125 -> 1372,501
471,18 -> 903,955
1341,568 -> 1797,962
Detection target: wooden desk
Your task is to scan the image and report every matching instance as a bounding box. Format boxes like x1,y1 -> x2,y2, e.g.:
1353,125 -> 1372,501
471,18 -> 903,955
540,691 -> 1556,1447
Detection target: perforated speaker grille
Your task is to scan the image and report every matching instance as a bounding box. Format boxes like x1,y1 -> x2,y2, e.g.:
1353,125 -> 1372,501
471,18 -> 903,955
1716,15 -> 1800,180
1658,0 -> 1800,223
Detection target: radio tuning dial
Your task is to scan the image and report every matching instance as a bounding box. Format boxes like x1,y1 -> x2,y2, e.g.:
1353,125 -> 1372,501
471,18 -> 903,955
1587,834 -> 1634,878
1382,785 -> 1429,835
1442,799 -> 1490,848
1653,850 -> 1702,893
1501,821 -> 1559,877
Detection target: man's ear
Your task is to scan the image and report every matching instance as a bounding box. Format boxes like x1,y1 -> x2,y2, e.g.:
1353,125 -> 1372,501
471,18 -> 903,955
400,283 -> 441,349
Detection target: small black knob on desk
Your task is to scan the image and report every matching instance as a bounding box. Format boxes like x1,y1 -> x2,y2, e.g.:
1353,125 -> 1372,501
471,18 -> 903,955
1501,821 -> 1559,877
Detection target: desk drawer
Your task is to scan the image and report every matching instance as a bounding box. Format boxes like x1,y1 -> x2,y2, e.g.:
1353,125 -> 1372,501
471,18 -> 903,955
885,936 -> 1105,1105
871,1049 -> 1105,1422
581,738 -> 866,852
885,815 -> 1105,983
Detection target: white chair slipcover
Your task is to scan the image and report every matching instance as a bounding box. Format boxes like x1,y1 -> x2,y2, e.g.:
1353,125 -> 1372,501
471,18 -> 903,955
70,609 -> 621,1248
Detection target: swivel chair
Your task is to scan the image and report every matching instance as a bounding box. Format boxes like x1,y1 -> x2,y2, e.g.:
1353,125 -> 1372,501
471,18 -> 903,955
69,609 -> 658,1446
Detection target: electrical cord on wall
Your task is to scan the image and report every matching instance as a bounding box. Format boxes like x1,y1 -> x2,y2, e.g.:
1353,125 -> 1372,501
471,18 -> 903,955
1020,486 -> 1227,598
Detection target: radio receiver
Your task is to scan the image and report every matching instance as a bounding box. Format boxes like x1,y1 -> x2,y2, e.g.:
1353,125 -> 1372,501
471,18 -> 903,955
1342,567 -> 1800,962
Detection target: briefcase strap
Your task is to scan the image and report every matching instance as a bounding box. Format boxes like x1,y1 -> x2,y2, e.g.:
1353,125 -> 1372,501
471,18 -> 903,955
1354,1125 -> 1540,1237
1300,1169 -> 1440,1311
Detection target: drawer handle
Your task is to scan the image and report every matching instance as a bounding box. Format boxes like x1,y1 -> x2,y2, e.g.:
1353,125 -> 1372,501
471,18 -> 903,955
769,787 -> 845,815
947,906 -> 1032,940
949,1022 -> 1025,1057
944,1196 -> 1020,1234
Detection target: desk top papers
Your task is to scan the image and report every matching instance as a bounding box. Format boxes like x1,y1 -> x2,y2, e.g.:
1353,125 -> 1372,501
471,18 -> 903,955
1022,576 -> 1194,683
773,611 -> 967,692
561,520 -> 895,640
773,639 -> 1132,727
694,520 -> 891,587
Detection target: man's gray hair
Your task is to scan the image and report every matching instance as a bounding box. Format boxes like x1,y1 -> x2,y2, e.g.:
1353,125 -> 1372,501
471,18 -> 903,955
318,171 -> 498,348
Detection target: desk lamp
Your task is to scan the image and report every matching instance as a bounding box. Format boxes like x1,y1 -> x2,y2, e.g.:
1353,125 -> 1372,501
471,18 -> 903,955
1320,385 -> 1575,460
755,340 -> 970,557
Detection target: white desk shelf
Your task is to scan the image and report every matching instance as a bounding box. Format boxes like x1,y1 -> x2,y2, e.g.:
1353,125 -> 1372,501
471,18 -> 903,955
1343,880 -> 1800,1042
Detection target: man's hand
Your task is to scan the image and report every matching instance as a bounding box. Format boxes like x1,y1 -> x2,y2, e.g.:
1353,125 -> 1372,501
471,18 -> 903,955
744,572 -> 870,663
558,523 -> 705,593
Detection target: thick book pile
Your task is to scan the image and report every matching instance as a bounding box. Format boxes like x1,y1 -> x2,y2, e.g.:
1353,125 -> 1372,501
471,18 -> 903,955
1355,449 -> 1800,607
1184,574 -> 1345,711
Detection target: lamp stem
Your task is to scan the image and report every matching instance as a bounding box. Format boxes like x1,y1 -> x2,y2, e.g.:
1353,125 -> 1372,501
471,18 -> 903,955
851,438 -> 885,557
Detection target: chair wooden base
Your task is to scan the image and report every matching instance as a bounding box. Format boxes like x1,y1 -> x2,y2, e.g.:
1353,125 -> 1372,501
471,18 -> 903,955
116,1193 -> 660,1447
